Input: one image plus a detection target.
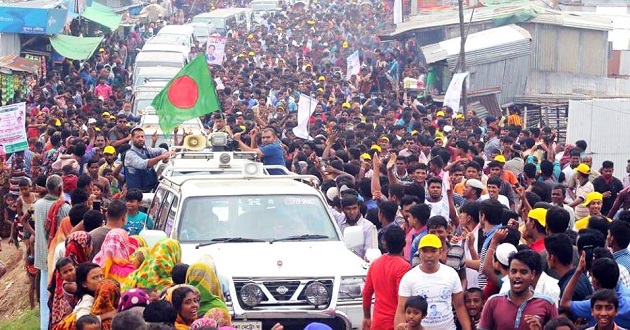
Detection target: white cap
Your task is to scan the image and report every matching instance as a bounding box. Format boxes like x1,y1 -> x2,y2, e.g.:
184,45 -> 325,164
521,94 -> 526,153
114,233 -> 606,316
87,118 -> 97,124
495,243 -> 517,267
466,179 -> 484,190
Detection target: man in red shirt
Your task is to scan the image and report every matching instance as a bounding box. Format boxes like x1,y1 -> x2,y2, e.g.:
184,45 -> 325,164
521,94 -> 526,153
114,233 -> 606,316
524,208 -> 548,253
362,226 -> 410,330
479,249 -> 558,329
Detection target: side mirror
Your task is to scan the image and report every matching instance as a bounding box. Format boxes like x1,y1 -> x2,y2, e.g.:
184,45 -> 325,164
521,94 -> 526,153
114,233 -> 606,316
365,248 -> 382,263
141,193 -> 155,209
139,229 -> 167,247
343,226 -> 363,250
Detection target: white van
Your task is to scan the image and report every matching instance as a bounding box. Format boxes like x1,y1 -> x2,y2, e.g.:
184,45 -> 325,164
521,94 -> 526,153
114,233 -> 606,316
251,0 -> 283,22
156,24 -> 196,49
133,66 -> 180,89
186,22 -> 217,45
133,51 -> 187,78
192,8 -> 252,35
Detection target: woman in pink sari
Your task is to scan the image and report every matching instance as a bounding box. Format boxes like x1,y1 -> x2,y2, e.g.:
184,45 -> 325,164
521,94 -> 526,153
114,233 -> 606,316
92,229 -> 136,284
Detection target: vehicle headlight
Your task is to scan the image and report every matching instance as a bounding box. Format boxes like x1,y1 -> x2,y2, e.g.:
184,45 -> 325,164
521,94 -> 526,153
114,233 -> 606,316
304,281 -> 329,307
339,276 -> 365,300
239,283 -> 264,307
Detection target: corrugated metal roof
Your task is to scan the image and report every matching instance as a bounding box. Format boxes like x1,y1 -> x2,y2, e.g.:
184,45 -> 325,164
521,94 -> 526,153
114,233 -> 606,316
0,54 -> 39,73
386,2 -> 612,37
421,24 -> 531,64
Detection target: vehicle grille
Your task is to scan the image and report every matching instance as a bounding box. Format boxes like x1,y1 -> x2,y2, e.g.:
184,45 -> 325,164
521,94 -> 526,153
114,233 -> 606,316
234,278 -> 334,309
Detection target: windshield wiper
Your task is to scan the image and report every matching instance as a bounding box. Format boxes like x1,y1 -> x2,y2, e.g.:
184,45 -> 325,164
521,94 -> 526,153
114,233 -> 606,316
269,234 -> 329,244
195,237 -> 265,249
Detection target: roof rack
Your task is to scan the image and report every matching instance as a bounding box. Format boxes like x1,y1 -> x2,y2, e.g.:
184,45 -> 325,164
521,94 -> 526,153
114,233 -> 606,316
162,168 -> 321,187
168,148 -> 258,161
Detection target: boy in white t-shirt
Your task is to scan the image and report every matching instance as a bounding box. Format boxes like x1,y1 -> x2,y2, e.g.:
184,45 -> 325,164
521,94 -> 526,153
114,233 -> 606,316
395,234 -> 472,330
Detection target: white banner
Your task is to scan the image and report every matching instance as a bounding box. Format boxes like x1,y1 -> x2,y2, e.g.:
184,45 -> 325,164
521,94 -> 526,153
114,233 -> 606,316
0,102 -> 27,154
206,36 -> 227,66
346,50 -> 360,81
443,72 -> 469,113
292,94 -> 318,140
394,0 -> 403,24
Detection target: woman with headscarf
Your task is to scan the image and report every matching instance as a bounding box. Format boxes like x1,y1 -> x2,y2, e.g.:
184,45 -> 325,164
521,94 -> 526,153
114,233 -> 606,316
92,229 -> 136,283
47,215 -> 74,282
54,263 -> 118,330
163,284 -> 200,330
185,262 -> 227,315
130,246 -> 150,269
64,231 -> 93,265
128,234 -> 148,254
122,238 -> 181,292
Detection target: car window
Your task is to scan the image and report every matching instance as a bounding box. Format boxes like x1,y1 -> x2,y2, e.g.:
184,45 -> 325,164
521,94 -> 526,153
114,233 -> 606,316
148,188 -> 165,228
156,192 -> 175,232
165,195 -> 179,236
178,195 -> 338,242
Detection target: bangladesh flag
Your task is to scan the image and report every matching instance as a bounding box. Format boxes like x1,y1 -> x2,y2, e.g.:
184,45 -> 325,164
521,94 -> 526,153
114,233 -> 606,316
151,54 -> 220,135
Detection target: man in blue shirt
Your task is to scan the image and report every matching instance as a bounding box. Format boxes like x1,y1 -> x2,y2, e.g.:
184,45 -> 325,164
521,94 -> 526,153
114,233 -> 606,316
607,220 -> 630,273
123,188 -> 153,235
234,127 -> 285,175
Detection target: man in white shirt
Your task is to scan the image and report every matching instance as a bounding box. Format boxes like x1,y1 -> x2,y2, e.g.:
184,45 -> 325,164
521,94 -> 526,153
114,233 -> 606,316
479,176 -> 510,208
333,194 -> 377,259
395,234 -> 471,330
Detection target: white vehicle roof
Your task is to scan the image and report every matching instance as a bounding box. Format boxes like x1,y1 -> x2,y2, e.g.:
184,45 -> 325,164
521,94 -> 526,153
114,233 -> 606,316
142,43 -> 189,55
163,174 -> 320,196
140,115 -> 205,136
133,67 -> 179,87
135,51 -> 186,65
194,8 -> 251,19
157,24 -> 195,36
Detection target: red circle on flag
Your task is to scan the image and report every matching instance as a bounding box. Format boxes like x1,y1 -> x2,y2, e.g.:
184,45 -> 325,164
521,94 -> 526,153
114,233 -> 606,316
167,76 -> 198,109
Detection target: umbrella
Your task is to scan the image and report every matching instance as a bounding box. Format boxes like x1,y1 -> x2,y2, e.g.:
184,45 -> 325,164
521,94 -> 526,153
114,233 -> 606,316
139,4 -> 167,22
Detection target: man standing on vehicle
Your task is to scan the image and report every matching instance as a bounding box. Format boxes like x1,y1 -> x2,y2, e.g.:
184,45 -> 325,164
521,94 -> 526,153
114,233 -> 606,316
234,127 -> 285,175
124,127 -> 175,192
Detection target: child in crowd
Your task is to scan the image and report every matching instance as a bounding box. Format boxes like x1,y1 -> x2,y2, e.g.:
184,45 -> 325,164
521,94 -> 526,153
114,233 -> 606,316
25,234 -> 37,309
3,194 -> 18,249
123,188 -> 152,235
141,287 -> 160,302
585,289 -> 621,330
102,168 -> 120,196
56,257 -> 77,302
397,295 -> 428,330
464,288 -> 486,328
77,314 -> 101,330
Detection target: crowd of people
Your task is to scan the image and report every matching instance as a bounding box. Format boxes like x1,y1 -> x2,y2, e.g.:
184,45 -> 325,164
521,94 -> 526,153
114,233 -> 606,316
0,0 -> 630,330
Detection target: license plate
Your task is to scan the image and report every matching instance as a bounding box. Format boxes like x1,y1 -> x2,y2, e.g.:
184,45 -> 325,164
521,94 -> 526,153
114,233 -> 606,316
232,321 -> 263,330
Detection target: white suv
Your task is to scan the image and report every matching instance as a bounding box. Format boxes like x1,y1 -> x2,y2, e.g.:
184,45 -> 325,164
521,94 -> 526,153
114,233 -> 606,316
140,172 -> 368,329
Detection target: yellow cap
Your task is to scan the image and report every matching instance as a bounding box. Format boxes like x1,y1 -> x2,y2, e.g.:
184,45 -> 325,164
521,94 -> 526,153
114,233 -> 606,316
307,20 -> 315,25
318,76 -> 326,81
342,102 -> 351,108
102,112 -> 111,117
238,54 -> 245,58
456,114 -> 464,119
55,119 -> 61,127
419,234 -> 442,249
411,130 -> 419,136
317,88 -> 324,92
109,115 -> 116,119
582,192 -> 603,206
103,146 -> 116,154
95,127 -> 101,132
379,136 -> 390,142
99,48 -> 105,52
248,34 -> 254,39
436,111 -> 445,117
494,155 -> 506,163
575,163 -> 590,175
342,41 -> 349,48
528,208 -> 548,227
248,51 -> 255,56
370,145 -> 382,152
360,153 -> 371,160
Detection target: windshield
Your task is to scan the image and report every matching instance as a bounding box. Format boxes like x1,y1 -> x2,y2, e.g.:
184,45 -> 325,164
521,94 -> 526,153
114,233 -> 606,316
178,195 -> 338,242
135,99 -> 154,112
153,34 -> 190,47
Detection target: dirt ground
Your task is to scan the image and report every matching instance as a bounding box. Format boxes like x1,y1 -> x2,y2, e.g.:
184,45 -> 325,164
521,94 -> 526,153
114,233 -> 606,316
0,239 -> 35,321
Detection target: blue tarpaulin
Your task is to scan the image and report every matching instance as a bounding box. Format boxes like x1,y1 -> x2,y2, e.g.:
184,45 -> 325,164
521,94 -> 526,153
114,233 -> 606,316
0,6 -> 67,34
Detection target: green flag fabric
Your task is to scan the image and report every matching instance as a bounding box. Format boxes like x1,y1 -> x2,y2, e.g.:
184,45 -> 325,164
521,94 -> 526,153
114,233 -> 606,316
152,54 -> 220,135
